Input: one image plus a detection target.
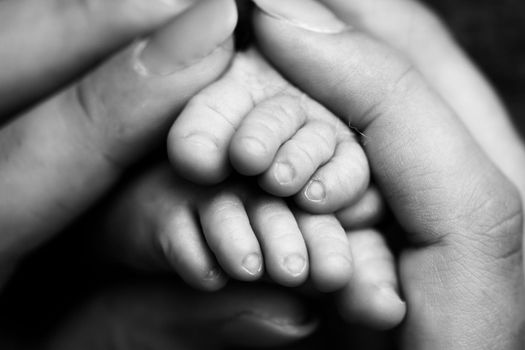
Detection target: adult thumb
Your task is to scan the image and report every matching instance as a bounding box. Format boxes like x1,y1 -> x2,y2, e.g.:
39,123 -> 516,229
251,0 -> 524,348
251,0 -> 520,250
0,0 -> 237,274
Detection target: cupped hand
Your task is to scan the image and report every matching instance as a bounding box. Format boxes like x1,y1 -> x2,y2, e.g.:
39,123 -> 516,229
44,280 -> 317,350
252,0 -> 525,348
0,0 -> 237,287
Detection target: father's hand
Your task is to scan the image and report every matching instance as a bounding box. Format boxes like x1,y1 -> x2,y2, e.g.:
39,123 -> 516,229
252,0 -> 525,348
0,0 -> 236,284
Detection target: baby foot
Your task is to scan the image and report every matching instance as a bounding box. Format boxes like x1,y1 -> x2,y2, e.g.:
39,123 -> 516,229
168,48 -> 370,214
102,162 -> 352,291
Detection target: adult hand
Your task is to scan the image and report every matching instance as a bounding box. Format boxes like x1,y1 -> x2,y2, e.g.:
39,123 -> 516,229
252,0 -> 525,348
0,0 -> 237,286
0,0 -> 195,116
44,281 -> 317,350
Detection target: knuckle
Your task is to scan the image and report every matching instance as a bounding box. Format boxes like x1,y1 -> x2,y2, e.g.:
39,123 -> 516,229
389,64 -> 422,99
70,83 -> 127,170
359,58 -> 420,127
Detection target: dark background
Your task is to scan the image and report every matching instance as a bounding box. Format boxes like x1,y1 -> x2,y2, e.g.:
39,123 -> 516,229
425,0 -> 525,132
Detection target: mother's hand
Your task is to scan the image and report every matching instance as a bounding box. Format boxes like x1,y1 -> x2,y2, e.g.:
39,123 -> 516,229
0,0 -> 237,286
45,281 -> 317,350
252,0 -> 525,348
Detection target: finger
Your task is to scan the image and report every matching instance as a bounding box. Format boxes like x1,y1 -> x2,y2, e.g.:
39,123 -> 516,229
295,211 -> 352,292
0,0 -> 237,264
48,281 -> 317,349
336,186 -> 385,230
253,0 -> 524,347
294,132 -> 370,214
0,0 -> 193,116
102,164 -> 227,291
168,49 -> 288,184
248,196 -> 309,286
336,229 -> 405,330
319,0 -> 525,197
198,191 -> 264,281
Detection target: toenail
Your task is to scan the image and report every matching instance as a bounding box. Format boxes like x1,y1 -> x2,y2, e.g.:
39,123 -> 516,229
283,254 -> 307,277
185,132 -> 219,151
204,267 -> 223,281
241,137 -> 267,157
242,253 -> 263,276
305,180 -> 326,202
274,162 -> 295,185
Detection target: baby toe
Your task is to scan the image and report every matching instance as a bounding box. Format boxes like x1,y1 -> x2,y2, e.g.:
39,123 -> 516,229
295,136 -> 370,213
248,196 -> 309,286
199,191 -> 264,281
230,94 -> 308,176
260,120 -> 336,197
336,229 -> 406,330
157,207 -> 228,291
295,212 -> 353,292
336,186 -> 385,230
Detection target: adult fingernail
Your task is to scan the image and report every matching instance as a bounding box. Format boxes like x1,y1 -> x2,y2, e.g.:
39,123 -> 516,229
253,0 -> 349,34
274,162 -> 295,185
284,254 -> 306,277
136,0 -> 237,75
305,180 -> 326,202
242,253 -> 263,276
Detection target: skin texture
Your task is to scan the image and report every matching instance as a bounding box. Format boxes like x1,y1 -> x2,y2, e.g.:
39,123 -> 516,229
168,48 -> 372,215
101,162 -> 353,291
252,0 -> 525,348
0,0 -> 405,346
0,0 -> 524,349
0,0 -> 237,286
0,0 -> 195,116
